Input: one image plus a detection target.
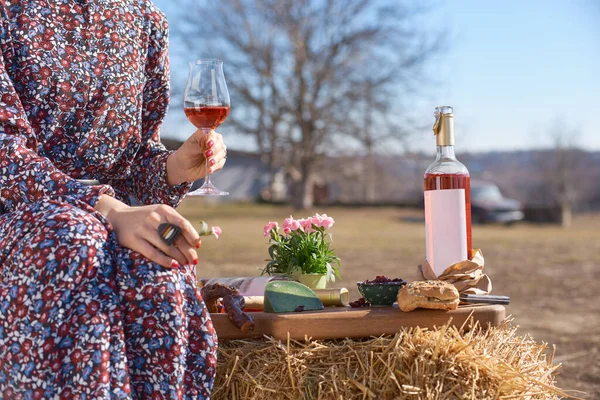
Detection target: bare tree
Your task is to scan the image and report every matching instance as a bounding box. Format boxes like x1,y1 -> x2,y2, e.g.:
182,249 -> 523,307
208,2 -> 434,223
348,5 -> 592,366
536,122 -> 591,228
171,0 -> 444,208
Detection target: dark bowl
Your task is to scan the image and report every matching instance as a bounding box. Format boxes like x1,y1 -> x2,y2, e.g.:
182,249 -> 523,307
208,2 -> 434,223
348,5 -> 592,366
356,280 -> 407,307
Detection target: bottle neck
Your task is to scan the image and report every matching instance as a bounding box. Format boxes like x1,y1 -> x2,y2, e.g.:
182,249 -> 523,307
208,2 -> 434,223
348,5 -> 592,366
434,114 -> 454,146
436,145 -> 457,160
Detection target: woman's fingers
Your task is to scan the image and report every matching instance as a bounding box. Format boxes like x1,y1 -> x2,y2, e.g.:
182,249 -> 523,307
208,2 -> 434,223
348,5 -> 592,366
163,210 -> 201,249
174,235 -> 198,265
203,130 -> 223,150
146,229 -> 189,266
197,130 -> 227,175
208,142 -> 226,173
130,204 -> 202,268
150,223 -> 197,266
136,238 -> 181,269
206,141 -> 227,173
106,202 -> 204,270
209,155 -> 226,174
157,205 -> 201,263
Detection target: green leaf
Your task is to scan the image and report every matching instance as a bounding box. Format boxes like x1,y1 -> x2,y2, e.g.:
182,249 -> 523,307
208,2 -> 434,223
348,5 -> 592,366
326,263 -> 334,282
262,260 -> 283,276
197,221 -> 210,236
268,244 -> 278,260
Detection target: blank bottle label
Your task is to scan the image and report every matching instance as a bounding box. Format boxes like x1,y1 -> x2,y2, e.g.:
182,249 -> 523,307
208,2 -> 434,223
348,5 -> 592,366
424,189 -> 468,276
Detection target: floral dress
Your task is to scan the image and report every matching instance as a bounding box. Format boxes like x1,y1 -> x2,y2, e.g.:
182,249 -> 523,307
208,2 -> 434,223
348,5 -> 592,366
0,1 -> 217,399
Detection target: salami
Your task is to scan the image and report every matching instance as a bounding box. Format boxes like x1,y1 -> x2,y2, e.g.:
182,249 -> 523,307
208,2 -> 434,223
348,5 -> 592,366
201,283 -> 255,332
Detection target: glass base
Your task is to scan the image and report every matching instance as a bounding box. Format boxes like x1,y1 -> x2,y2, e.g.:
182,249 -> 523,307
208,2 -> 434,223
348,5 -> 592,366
187,182 -> 229,196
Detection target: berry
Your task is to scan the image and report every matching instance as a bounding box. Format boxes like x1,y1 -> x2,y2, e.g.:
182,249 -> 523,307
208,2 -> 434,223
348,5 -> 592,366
360,276 -> 406,286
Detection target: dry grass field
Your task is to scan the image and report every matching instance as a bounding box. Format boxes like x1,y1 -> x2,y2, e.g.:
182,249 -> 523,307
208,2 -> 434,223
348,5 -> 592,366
179,198 -> 600,399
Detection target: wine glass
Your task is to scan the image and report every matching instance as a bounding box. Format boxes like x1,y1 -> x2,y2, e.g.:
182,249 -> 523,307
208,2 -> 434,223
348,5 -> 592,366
183,59 -> 230,196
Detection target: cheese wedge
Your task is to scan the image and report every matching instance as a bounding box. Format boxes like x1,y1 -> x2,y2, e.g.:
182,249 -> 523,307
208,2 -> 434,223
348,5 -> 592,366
263,281 -> 324,313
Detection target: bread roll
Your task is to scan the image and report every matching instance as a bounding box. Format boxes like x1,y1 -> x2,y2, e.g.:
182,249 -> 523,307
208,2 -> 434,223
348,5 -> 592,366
397,280 -> 459,312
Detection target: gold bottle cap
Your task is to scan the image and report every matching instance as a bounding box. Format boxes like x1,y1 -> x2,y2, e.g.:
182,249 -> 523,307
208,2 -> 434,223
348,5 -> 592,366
433,106 -> 455,146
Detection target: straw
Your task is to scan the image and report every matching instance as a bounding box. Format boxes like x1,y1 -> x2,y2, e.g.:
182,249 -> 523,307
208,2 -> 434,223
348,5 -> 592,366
212,318 -> 582,400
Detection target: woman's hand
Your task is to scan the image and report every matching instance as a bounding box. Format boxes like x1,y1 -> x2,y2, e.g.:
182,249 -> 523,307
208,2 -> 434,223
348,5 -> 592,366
166,130 -> 227,186
95,195 -> 201,268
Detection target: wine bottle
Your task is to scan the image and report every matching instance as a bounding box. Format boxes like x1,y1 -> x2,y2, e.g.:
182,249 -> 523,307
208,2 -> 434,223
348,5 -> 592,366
424,106 -> 472,276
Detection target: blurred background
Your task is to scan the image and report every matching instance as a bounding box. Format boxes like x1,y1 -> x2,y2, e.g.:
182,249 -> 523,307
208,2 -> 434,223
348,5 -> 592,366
155,0 -> 599,396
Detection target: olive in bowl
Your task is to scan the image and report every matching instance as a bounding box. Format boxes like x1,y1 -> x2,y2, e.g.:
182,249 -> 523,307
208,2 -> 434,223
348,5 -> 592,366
356,276 -> 407,307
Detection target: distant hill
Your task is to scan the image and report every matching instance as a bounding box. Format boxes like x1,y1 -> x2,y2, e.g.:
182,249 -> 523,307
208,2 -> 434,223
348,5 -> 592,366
159,137 -> 600,209
460,150 -> 600,210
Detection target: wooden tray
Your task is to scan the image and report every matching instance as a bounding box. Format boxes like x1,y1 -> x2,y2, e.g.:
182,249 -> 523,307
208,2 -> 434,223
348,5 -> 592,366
211,304 -> 506,341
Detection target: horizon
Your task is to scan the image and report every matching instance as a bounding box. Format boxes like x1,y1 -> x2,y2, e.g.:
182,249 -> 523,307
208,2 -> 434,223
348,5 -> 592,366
161,136 -> 600,156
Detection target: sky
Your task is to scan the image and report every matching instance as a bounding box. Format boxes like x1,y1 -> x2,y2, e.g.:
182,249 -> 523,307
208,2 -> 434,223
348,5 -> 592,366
155,0 -> 600,153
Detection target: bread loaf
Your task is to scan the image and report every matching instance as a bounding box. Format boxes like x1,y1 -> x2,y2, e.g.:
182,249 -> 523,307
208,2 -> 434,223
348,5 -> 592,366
397,280 -> 459,312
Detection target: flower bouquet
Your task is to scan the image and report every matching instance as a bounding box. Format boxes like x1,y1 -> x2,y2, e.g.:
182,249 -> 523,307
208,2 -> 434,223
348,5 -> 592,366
262,214 -> 341,287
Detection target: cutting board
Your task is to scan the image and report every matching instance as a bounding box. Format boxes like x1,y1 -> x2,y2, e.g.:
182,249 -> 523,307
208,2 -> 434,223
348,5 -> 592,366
211,304 -> 505,341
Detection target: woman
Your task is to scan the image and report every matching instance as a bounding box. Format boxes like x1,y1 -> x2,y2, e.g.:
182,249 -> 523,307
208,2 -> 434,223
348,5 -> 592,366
0,1 -> 225,398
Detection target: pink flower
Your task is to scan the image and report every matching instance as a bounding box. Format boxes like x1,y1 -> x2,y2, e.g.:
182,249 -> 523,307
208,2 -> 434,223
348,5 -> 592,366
313,213 -> 335,229
298,218 -> 314,233
283,216 -> 302,234
264,221 -> 279,238
211,226 -> 222,239
307,217 -> 320,230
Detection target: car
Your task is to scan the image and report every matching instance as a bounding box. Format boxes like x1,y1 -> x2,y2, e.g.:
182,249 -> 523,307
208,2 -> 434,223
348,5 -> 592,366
470,182 -> 524,225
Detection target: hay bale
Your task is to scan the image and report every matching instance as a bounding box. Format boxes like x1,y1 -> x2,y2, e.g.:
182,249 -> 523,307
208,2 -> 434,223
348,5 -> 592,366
213,319 -> 578,399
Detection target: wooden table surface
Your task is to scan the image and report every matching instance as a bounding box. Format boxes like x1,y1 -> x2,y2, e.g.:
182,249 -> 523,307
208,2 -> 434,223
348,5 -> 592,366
212,304 -> 506,341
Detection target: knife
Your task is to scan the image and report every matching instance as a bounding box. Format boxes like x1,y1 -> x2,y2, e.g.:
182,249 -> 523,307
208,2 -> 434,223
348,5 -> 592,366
459,293 -> 510,305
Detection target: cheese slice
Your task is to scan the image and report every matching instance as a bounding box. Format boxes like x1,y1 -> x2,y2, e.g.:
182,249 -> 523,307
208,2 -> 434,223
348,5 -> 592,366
263,281 -> 324,313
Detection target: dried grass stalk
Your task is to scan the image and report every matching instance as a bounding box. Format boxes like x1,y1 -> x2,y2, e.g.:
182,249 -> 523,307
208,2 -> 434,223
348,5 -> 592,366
213,319 -> 582,400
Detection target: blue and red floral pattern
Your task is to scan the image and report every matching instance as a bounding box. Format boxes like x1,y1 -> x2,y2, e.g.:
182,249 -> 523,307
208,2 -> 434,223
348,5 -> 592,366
0,0 -> 217,398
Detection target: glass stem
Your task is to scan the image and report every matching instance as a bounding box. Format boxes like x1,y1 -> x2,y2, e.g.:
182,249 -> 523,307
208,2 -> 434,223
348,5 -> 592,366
203,128 -> 212,186
204,159 -> 210,185
204,158 -> 211,185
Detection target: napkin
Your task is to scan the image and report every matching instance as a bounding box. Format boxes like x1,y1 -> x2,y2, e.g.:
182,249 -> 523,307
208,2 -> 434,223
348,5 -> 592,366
417,249 -> 492,295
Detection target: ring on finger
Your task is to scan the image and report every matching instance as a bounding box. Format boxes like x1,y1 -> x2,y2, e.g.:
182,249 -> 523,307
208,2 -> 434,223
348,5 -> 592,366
158,223 -> 182,246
